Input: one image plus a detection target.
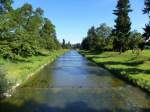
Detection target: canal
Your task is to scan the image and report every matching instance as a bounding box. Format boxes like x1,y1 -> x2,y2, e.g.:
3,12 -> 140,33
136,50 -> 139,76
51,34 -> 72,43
0,50 -> 150,112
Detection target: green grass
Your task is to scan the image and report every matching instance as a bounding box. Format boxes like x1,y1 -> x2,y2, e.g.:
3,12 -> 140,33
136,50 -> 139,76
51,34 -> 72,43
80,50 -> 150,92
0,49 -> 68,88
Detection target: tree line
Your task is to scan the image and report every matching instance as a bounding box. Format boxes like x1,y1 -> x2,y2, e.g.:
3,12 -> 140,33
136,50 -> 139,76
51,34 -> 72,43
0,0 -> 62,61
81,0 -> 150,53
0,0 -> 64,97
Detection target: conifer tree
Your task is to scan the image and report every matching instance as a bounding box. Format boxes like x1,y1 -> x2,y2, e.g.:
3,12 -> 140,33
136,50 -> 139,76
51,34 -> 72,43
113,0 -> 132,52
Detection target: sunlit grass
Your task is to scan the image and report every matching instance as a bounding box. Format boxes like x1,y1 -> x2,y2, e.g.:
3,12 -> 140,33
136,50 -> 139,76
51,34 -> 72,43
0,49 -> 68,87
80,50 -> 150,92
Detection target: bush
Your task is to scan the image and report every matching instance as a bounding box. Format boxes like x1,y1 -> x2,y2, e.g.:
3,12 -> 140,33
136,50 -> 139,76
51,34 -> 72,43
0,42 -> 40,61
0,45 -> 18,61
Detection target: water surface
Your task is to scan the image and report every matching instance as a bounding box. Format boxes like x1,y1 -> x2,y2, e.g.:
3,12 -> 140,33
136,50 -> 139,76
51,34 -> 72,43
1,50 -> 150,112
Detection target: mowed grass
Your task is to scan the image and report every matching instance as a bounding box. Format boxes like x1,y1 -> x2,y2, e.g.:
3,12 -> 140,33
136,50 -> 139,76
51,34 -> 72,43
80,50 -> 150,92
0,49 -> 68,87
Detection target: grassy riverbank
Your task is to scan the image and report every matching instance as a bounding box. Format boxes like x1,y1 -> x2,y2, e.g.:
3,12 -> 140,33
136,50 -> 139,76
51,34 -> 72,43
80,50 -> 150,92
0,49 -> 68,90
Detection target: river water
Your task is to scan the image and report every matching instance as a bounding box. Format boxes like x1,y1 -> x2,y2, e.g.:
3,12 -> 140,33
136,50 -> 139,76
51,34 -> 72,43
0,50 -> 150,112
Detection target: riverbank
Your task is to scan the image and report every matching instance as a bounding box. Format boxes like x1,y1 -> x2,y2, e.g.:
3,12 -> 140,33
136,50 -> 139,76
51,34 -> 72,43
0,49 -> 68,96
80,50 -> 150,92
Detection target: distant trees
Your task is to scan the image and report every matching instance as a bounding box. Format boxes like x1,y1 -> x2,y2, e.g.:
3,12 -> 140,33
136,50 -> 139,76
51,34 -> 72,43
81,24 -> 113,51
0,1 -> 62,61
112,0 -> 132,53
66,41 -> 72,49
72,43 -> 81,49
61,39 -> 72,49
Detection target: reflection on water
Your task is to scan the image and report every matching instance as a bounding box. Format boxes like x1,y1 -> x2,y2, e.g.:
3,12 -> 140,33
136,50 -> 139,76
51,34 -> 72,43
0,50 -> 150,112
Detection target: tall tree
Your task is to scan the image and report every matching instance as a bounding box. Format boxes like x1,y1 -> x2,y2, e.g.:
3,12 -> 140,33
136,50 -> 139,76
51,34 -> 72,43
143,0 -> 150,41
62,39 -> 66,48
113,0 -> 132,52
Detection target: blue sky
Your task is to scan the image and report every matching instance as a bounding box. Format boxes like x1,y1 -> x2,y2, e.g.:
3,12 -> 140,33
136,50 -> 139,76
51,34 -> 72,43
13,0 -> 148,44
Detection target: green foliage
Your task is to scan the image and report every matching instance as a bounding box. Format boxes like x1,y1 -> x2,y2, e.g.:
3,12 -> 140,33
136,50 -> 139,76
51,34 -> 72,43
81,1 -> 147,53
0,0 -> 13,14
0,1 -> 62,61
112,0 -> 132,52
81,23 -> 143,53
81,23 -> 113,51
143,23 -> 150,41
128,31 -> 144,50
0,50 -> 67,90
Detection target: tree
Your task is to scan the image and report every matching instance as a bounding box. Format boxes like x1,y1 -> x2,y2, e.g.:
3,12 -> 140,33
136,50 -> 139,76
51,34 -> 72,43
40,18 -> 59,50
96,23 -> 112,51
113,0 -> 132,52
81,37 -> 90,50
81,27 -> 97,50
128,31 -> 144,52
66,41 -> 72,49
143,24 -> 150,41
143,0 -> 150,16
87,26 -> 98,50
62,39 -> 66,48
143,0 -> 150,41
0,0 -> 13,14
96,23 -> 112,39
81,24 -> 113,51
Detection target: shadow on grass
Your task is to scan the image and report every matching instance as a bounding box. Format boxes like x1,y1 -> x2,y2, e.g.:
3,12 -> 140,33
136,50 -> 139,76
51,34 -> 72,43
99,61 -> 145,67
95,61 -> 150,76
1,100 -> 149,112
14,58 -> 32,63
86,55 -> 146,68
92,60 -> 150,75
84,54 -> 150,92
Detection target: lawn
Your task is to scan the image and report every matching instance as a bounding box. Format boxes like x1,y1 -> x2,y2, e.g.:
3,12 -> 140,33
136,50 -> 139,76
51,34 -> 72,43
80,50 -> 150,92
0,49 -> 68,90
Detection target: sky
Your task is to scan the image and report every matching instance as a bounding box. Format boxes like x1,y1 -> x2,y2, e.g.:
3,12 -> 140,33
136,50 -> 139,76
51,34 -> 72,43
13,0 -> 148,44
